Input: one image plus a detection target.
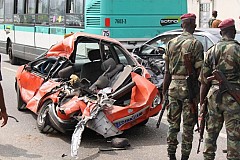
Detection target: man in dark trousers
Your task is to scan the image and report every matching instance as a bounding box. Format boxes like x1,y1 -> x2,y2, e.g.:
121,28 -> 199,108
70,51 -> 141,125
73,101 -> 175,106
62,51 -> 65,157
199,18 -> 240,160
0,54 -> 8,127
162,13 -> 204,160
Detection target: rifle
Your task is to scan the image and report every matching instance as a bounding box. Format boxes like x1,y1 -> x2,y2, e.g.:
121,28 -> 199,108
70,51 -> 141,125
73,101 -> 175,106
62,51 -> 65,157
183,53 -> 200,131
197,99 -> 207,154
207,69 -> 240,104
156,92 -> 169,128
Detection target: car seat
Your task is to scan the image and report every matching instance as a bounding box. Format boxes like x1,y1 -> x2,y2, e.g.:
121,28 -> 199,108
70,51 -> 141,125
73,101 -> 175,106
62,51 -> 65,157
89,58 -> 124,91
80,49 -> 104,84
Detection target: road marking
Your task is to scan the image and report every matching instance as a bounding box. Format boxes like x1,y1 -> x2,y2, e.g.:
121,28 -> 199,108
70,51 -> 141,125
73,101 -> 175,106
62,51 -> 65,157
3,67 -> 16,73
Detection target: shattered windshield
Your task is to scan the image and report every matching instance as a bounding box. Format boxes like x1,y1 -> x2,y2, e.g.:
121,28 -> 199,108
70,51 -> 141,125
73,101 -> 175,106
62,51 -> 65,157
141,34 -> 179,55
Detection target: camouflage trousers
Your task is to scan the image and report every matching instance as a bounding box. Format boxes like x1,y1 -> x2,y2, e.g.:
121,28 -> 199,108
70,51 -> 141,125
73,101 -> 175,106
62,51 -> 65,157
204,88 -> 240,160
167,80 -> 197,156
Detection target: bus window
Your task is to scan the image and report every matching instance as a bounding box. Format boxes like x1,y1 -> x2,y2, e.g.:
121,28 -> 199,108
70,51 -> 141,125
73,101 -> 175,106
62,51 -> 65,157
14,0 -> 25,23
49,0 -> 65,25
66,0 -> 84,14
26,0 -> 35,14
5,0 -> 14,23
37,0 -> 48,14
17,0 -> 25,14
75,0 -> 84,14
66,0 -> 84,27
20,0 -> 36,24
36,0 -> 49,25
0,0 -> 4,23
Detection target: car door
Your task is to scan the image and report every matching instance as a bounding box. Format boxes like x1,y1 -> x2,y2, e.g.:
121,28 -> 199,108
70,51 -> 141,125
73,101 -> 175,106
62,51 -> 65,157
17,64 -> 45,103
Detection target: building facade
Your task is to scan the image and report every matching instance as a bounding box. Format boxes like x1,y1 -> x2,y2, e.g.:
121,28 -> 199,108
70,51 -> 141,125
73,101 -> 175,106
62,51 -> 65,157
188,0 -> 240,30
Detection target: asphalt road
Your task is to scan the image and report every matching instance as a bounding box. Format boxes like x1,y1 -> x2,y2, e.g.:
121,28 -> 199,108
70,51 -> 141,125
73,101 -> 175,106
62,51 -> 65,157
0,53 -> 228,160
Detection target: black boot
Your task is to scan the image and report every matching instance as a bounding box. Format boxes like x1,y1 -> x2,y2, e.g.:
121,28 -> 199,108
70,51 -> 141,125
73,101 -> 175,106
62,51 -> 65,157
169,154 -> 176,160
181,155 -> 189,160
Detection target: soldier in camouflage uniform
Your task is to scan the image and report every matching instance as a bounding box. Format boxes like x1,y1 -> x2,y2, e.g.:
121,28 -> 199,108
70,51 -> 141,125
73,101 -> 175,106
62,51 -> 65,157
162,13 -> 204,160
199,18 -> 240,160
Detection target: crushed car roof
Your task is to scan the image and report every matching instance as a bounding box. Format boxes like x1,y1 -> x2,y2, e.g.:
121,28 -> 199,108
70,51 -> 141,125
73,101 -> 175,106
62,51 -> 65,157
46,32 -> 123,58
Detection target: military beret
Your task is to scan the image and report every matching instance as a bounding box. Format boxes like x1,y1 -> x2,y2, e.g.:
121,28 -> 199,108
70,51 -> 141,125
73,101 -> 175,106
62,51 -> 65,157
218,18 -> 235,30
180,13 -> 196,21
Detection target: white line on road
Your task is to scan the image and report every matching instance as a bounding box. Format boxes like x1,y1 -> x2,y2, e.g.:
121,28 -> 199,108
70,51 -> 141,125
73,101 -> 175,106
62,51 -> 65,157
3,67 -> 16,73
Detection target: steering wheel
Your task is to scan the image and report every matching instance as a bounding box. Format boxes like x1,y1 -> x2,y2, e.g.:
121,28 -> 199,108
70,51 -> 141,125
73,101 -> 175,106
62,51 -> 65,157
152,46 -> 165,55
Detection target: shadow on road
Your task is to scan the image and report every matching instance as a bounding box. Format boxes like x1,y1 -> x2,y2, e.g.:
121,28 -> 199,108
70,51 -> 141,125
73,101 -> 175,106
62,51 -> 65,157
3,59 -> 29,66
0,144 -> 42,159
59,117 -> 169,147
21,109 -> 168,148
22,108 -> 169,146
20,109 -> 169,160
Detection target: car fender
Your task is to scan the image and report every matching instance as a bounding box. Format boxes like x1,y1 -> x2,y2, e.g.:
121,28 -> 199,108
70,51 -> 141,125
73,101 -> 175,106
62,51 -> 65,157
25,80 -> 61,113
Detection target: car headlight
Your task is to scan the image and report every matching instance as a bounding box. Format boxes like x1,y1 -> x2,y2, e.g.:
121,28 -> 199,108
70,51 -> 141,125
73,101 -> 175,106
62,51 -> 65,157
151,94 -> 161,108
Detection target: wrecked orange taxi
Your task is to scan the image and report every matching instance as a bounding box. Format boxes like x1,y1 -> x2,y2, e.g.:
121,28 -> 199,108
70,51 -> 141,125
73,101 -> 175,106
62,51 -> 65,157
15,32 -> 162,136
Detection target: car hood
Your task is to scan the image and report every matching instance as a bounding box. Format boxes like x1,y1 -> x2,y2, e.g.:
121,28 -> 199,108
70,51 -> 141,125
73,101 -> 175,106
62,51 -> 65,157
45,32 -> 123,59
45,35 -> 75,59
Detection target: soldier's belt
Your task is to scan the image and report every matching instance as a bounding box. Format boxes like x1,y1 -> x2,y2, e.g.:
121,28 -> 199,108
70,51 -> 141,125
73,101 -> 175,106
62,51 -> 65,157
172,75 -> 187,80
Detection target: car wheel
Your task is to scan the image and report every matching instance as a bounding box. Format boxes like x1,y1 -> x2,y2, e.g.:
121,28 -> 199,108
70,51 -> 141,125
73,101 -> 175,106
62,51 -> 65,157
37,100 -> 55,133
48,95 -> 79,133
7,41 -> 18,65
16,83 -> 27,111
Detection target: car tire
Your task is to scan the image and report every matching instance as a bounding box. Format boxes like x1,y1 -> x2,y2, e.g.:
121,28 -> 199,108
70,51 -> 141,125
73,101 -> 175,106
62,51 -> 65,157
16,83 -> 27,111
37,100 -> 55,133
7,41 -> 18,65
48,95 -> 78,134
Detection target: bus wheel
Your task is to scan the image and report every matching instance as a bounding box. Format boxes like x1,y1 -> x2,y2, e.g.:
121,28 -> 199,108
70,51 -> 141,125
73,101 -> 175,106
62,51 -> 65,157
37,100 -> 55,133
7,41 -> 18,65
16,82 -> 27,111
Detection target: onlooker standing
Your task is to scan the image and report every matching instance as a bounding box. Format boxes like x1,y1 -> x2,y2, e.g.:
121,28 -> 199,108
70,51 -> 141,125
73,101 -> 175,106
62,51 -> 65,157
211,19 -> 222,28
208,11 -> 218,28
162,13 -> 204,160
199,18 -> 240,160
0,54 -> 8,127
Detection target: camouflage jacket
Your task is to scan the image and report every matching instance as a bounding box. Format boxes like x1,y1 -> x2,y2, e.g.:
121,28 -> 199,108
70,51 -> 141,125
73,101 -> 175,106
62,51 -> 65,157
199,38 -> 240,85
164,31 -> 204,76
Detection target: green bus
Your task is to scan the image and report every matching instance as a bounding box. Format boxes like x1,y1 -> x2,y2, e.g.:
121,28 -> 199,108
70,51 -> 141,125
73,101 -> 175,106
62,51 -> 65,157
0,0 -> 187,64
